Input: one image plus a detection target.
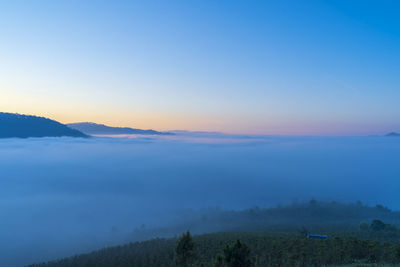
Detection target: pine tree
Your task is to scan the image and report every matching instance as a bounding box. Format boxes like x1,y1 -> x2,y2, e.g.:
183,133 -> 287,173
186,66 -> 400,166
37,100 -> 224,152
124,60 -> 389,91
223,239 -> 252,267
175,231 -> 196,267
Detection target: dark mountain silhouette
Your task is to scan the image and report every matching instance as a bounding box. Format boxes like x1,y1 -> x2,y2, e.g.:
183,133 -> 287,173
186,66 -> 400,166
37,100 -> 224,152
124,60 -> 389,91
67,122 -> 172,135
386,132 -> 400,137
0,112 -> 88,138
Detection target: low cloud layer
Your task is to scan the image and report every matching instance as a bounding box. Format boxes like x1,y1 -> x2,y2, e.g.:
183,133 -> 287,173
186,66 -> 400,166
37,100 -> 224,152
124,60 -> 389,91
0,135 -> 399,266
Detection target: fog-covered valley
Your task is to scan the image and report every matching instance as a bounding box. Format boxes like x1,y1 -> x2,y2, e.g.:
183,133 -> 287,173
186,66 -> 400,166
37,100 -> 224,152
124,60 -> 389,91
1,134 -> 399,266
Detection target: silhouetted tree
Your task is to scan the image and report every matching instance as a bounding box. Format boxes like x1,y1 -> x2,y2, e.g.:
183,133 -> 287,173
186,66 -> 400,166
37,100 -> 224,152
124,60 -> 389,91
175,231 -> 196,267
214,254 -> 224,267
223,239 -> 252,267
371,219 -> 386,231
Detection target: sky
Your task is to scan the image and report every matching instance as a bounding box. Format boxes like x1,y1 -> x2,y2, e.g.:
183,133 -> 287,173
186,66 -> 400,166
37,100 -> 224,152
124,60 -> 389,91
0,0 -> 399,135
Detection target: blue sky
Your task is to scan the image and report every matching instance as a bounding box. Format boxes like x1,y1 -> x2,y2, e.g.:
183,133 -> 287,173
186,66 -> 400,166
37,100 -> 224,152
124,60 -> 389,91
1,0 -> 399,135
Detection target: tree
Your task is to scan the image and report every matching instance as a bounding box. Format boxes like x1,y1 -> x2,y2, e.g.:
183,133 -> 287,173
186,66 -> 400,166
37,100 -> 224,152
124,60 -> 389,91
370,219 -> 386,231
214,254 -> 224,267
223,239 -> 252,267
175,231 -> 196,267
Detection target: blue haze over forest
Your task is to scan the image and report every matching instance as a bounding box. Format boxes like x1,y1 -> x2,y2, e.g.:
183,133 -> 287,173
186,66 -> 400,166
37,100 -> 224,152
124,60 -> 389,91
1,135 -> 399,265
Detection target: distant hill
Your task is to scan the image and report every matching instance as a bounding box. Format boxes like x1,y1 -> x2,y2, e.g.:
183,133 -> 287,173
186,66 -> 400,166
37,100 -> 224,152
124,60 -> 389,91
122,201 -> 400,242
67,122 -> 172,135
170,130 -> 224,135
386,132 -> 400,137
0,113 -> 88,138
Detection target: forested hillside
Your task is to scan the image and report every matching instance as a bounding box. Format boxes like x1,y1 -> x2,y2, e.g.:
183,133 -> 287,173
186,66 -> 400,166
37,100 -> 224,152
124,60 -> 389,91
30,201 -> 400,266
127,201 -> 400,242
31,223 -> 400,267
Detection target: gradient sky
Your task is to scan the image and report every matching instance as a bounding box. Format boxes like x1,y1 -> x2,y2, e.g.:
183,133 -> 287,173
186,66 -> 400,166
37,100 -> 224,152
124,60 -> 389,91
1,0 -> 399,135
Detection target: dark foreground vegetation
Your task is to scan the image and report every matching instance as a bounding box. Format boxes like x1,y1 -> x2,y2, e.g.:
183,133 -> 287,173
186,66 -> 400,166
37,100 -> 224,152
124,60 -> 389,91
30,225 -> 400,267
30,201 -> 400,267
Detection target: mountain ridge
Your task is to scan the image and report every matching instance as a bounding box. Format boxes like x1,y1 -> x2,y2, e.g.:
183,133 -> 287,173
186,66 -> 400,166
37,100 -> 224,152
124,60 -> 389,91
0,112 -> 88,138
67,122 -> 172,135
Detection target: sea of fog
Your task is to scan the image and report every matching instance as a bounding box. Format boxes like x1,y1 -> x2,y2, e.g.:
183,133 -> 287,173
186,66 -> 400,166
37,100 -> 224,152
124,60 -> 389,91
0,134 -> 399,266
